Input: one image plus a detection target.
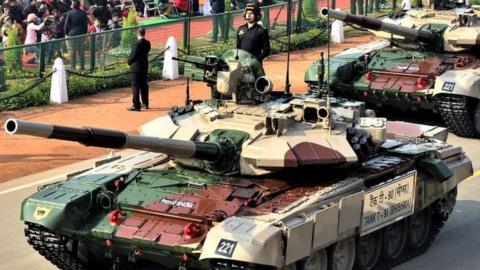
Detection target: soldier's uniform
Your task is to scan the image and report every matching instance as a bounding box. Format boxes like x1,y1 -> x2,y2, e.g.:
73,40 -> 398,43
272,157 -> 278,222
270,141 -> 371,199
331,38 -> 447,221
236,23 -> 270,62
236,3 -> 270,63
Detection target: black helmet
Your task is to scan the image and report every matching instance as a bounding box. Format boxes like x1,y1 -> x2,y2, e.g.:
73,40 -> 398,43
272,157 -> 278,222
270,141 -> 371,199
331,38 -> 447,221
244,2 -> 262,22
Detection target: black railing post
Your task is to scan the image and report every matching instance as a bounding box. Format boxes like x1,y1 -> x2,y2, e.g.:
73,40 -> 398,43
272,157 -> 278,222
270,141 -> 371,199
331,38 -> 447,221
39,43 -> 45,78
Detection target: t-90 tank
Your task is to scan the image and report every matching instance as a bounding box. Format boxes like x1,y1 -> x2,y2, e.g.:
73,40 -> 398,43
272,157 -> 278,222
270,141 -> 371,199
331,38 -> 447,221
381,0 -> 475,32
305,8 -> 480,137
6,49 -> 473,270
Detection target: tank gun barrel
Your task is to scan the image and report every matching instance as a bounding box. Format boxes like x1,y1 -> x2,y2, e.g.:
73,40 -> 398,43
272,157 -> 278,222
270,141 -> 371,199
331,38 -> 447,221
321,8 -> 434,44
172,57 -> 211,70
4,119 -> 220,161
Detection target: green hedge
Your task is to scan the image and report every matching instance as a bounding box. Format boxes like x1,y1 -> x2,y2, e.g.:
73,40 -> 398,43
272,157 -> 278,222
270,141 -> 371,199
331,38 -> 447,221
0,64 -> 162,110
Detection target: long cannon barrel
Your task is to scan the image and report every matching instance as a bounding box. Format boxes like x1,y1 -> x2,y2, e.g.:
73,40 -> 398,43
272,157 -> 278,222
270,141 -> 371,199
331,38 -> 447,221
4,119 -> 221,161
172,57 -> 210,70
321,8 -> 434,44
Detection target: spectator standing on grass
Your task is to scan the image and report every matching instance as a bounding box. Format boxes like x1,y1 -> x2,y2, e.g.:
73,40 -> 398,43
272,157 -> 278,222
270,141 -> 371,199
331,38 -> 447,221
58,0 -> 70,12
52,8 -> 64,38
51,9 -> 66,58
108,11 -> 121,47
18,0 -> 29,10
24,13 -> 45,63
64,0 -> 88,69
0,4 -> 13,27
23,0 -> 45,19
210,0 -> 224,43
127,27 -> 150,111
93,18 -> 108,67
40,20 -> 54,63
7,0 -> 26,23
1,19 -> 12,47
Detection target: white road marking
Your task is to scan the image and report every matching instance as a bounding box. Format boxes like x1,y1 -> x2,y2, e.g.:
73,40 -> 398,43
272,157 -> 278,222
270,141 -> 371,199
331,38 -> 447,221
0,175 -> 65,196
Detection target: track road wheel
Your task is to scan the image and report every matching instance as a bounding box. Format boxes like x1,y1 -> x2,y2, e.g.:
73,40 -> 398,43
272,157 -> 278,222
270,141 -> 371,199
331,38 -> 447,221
381,219 -> 408,261
301,249 -> 328,270
407,207 -> 432,250
328,238 -> 356,270
432,187 -> 458,219
354,230 -> 382,270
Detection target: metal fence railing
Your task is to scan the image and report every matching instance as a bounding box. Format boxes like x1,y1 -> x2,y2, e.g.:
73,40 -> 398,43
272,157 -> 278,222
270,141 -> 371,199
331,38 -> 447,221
0,0 -> 397,94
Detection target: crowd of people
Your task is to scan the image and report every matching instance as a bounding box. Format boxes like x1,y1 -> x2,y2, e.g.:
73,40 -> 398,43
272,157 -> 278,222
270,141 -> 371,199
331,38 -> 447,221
0,0 -> 127,66
0,0 -> 275,67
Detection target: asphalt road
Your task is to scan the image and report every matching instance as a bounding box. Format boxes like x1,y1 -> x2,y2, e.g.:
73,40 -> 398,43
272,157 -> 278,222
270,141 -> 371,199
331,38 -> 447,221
0,135 -> 478,270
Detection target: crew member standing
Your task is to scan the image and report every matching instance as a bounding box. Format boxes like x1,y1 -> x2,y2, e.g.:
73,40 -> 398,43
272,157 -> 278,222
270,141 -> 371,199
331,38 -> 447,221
127,27 -> 151,111
236,2 -> 270,63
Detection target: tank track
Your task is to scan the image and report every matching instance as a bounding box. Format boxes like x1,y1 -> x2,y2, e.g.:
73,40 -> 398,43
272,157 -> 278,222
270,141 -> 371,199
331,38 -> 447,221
371,211 -> 447,270
370,191 -> 455,270
25,223 -> 87,270
436,95 -> 480,138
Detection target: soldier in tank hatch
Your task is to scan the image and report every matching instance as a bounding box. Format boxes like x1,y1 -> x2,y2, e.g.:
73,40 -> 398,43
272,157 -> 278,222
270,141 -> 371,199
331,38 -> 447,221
236,2 -> 270,63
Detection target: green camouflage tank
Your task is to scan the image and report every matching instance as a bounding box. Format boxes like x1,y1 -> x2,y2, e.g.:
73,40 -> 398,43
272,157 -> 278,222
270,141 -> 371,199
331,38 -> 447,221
305,8 -> 480,138
6,49 -> 473,270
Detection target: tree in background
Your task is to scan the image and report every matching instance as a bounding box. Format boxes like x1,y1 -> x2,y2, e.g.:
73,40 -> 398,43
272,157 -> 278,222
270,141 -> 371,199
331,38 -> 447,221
120,7 -> 138,49
5,27 -> 23,74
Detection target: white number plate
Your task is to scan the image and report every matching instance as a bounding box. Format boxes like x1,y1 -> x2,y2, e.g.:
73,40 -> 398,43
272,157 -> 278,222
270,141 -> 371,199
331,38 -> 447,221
360,171 -> 416,235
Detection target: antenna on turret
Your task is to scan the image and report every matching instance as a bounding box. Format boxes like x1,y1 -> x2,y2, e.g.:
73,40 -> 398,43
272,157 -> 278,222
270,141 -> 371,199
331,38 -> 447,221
326,2 -> 332,134
235,49 -> 239,60
185,0 -> 192,106
318,51 -> 325,95
284,0 -> 292,95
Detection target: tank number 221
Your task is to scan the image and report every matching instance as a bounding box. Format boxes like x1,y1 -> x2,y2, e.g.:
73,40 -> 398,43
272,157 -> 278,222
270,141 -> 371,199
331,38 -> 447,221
215,239 -> 237,257
441,82 -> 455,92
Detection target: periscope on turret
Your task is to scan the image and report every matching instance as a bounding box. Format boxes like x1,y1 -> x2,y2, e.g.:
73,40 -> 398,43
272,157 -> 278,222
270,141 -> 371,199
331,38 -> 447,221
5,49 -> 473,270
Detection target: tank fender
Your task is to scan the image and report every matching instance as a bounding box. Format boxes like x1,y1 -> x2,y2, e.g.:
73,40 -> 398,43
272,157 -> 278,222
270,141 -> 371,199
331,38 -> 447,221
432,69 -> 480,99
418,157 -> 453,182
20,151 -> 168,233
21,186 -> 100,233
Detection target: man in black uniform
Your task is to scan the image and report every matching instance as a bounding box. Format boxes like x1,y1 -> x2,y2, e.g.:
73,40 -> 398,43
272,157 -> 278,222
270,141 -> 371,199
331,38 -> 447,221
127,27 -> 151,111
236,2 -> 270,63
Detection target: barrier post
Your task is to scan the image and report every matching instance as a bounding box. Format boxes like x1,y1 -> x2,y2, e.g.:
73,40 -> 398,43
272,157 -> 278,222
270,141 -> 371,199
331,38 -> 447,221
39,43 -> 45,78
90,35 -> 96,72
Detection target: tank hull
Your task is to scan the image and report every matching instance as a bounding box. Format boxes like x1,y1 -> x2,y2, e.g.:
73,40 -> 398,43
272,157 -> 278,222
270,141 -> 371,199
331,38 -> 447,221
305,45 -> 480,137
21,143 -> 472,269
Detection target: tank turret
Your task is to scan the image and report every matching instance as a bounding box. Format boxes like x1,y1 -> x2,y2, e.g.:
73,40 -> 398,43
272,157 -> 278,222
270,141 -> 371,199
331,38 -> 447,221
5,92 -> 388,176
174,49 -> 273,104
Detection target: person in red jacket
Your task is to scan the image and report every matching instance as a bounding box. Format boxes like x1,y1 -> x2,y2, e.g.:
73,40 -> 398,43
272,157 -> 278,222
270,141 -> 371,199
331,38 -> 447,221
174,0 -> 188,12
